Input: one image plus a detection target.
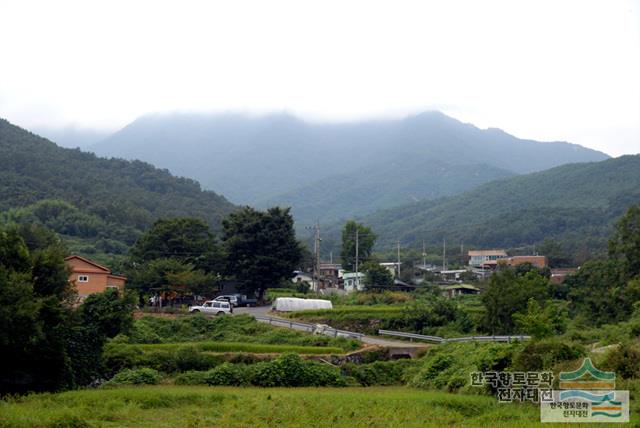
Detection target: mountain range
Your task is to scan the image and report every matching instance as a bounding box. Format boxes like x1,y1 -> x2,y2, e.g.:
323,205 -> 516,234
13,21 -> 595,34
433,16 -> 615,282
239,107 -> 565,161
90,111 -> 608,225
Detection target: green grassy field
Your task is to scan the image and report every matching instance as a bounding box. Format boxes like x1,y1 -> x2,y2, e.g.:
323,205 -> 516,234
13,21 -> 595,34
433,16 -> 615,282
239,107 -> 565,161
0,386 -> 550,428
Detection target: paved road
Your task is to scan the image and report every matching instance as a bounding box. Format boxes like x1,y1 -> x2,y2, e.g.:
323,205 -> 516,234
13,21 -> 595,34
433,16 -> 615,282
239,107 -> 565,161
233,305 -> 429,349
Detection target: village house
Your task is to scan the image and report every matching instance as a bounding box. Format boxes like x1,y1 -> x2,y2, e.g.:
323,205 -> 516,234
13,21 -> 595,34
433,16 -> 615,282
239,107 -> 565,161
498,255 -> 548,269
442,284 -> 481,298
468,249 -> 508,268
64,255 -> 126,299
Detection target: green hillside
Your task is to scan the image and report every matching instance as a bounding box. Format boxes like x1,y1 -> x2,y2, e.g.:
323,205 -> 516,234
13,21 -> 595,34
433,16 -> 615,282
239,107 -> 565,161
339,155 -> 640,257
260,159 -> 514,224
0,118 -> 237,263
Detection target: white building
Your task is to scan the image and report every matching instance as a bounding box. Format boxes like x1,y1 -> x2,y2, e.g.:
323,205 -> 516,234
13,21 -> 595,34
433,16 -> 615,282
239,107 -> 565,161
342,272 -> 366,293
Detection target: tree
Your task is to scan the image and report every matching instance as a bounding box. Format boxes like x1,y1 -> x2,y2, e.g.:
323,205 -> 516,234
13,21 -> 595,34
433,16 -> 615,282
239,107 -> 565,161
0,224 -> 136,393
513,298 -> 568,339
340,220 -> 376,272
609,204 -> 640,280
481,268 -> 550,334
130,217 -> 224,273
0,225 -> 75,393
537,238 -> 571,268
363,262 -> 394,287
223,207 -> 302,300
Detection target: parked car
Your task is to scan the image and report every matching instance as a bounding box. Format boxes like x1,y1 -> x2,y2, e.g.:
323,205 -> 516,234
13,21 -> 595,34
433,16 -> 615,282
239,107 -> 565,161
214,295 -> 238,306
234,294 -> 258,307
188,300 -> 232,315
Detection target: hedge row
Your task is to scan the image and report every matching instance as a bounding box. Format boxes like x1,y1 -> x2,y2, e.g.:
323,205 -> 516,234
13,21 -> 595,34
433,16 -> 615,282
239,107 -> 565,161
173,353 -> 345,387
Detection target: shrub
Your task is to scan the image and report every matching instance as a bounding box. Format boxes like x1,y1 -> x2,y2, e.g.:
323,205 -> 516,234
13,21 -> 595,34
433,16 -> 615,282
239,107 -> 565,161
512,340 -> 584,371
107,368 -> 161,385
601,344 -> 640,379
343,360 -> 415,386
174,370 -> 207,385
251,353 -> 344,387
203,363 -> 250,386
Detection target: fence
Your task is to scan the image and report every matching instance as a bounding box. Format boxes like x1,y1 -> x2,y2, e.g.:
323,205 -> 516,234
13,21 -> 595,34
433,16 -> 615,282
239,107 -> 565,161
254,316 -> 364,340
378,329 -> 530,344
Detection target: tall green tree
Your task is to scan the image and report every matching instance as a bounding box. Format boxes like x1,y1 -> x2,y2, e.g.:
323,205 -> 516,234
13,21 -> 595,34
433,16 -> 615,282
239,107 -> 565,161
222,207 -> 302,300
609,204 -> 640,280
363,262 -> 394,287
567,205 -> 640,325
340,220 -> 376,271
130,217 -> 223,272
0,224 -> 135,393
481,268 -> 550,334
127,218 -> 224,299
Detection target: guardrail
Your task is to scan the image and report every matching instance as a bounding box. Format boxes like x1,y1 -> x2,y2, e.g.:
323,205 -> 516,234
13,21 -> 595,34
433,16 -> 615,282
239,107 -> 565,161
378,329 -> 530,343
378,330 -> 444,343
254,315 -> 364,340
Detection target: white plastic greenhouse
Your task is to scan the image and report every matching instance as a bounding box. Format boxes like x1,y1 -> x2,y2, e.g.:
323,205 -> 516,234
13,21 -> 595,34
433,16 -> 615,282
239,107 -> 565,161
272,297 -> 333,312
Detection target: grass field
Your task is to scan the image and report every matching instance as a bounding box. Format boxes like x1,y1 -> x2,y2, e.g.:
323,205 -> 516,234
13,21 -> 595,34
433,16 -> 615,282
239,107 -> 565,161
0,386 -> 550,427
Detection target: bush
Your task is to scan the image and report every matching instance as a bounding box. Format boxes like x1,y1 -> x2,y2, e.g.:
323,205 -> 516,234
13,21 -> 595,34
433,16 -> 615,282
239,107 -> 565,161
174,370 -> 207,385
601,344 -> 640,379
512,340 -> 584,371
251,353 -> 345,387
172,355 -> 346,387
203,363 -> 250,386
343,360 -> 415,386
107,368 -> 161,385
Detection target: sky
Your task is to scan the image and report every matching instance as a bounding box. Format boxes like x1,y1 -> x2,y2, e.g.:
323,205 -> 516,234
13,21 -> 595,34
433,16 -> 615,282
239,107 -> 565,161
0,0 -> 639,156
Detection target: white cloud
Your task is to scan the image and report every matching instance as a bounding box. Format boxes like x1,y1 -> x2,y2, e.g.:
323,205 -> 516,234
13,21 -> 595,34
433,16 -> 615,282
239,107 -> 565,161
0,0 -> 638,155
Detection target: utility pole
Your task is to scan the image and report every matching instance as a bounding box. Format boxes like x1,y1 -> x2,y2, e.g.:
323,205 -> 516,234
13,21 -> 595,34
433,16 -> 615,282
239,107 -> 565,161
422,240 -> 427,267
306,222 -> 321,291
314,221 -> 321,290
460,241 -> 464,264
397,240 -> 401,278
354,228 -> 359,290
442,238 -> 446,271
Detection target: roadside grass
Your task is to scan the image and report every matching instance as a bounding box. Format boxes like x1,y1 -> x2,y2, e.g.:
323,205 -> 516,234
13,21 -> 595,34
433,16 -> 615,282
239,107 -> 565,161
113,341 -> 345,355
285,305 -> 405,318
0,386 -> 549,428
117,314 -> 360,352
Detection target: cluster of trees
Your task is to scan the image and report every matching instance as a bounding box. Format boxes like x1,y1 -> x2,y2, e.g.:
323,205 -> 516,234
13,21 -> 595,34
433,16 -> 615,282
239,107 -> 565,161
482,205 -> 640,335
339,220 -> 394,287
126,207 -> 302,301
0,224 -> 133,394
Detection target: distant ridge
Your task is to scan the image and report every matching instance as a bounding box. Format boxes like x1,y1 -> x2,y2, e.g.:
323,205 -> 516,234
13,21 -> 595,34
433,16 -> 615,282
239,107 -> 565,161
92,111 -> 608,224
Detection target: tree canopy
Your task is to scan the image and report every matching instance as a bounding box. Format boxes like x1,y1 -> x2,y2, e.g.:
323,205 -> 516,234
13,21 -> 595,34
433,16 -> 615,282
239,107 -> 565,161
222,207 -> 302,299
340,220 -> 376,272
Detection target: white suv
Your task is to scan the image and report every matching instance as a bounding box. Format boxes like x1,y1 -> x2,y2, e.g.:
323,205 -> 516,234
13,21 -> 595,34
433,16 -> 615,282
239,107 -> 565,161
214,295 -> 238,307
188,300 -> 232,315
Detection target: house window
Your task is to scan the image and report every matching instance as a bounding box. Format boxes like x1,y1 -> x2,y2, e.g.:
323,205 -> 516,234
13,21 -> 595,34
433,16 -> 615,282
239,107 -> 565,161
78,275 -> 89,282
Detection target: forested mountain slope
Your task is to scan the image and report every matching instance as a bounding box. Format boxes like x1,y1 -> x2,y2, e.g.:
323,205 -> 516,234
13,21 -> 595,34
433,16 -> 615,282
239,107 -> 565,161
325,155 -> 640,257
0,118 -> 236,260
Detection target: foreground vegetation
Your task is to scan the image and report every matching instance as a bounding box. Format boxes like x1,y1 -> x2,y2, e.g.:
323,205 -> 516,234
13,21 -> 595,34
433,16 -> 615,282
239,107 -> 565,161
0,386 -> 543,428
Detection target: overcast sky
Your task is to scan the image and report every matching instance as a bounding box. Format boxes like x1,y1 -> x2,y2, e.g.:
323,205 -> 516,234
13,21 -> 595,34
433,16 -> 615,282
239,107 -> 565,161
1,0 -> 638,156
